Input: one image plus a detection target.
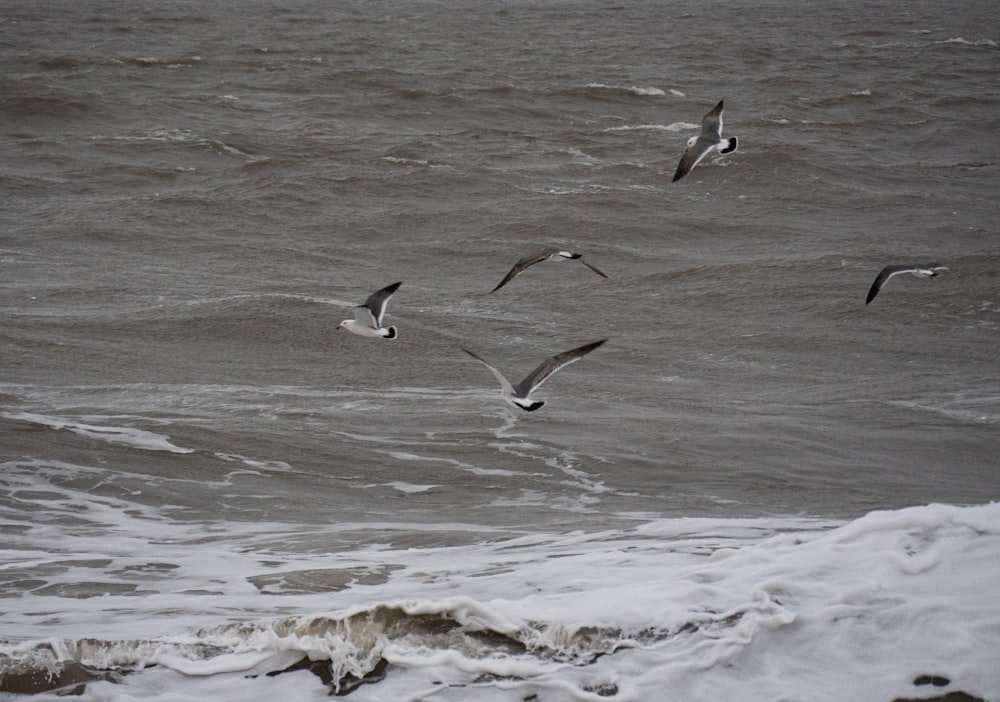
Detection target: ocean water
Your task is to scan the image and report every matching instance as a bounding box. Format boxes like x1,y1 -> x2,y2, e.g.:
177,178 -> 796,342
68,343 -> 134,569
2,0 -> 999,699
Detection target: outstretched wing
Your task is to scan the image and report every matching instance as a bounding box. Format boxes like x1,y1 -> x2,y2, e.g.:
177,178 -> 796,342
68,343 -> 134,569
363,281 -> 402,326
701,100 -> 724,139
490,250 -> 549,293
865,266 -> 906,304
461,348 -> 515,398
673,100 -> 726,182
517,339 -> 608,396
672,138 -> 716,182
350,305 -> 378,328
578,257 -> 608,279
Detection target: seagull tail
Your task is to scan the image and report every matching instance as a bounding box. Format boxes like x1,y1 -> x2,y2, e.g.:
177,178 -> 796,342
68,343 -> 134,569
721,136 -> 738,154
515,399 -> 546,412
383,326 -> 398,339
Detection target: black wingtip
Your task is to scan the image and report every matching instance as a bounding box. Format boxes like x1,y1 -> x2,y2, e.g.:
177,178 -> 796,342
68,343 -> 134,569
580,258 -> 609,279
865,279 -> 882,304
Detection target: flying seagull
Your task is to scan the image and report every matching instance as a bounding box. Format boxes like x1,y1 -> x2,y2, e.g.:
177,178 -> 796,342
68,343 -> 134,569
337,281 -> 402,338
490,246 -> 608,293
865,264 -> 949,305
461,339 -> 607,412
672,99 -> 739,182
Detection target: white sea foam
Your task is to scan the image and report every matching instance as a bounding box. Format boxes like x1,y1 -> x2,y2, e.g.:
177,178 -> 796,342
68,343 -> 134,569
1,411 -> 194,453
583,82 -> 667,96
215,453 -> 295,472
603,121 -> 699,133
1,495 -> 997,701
629,86 -> 666,96
384,481 -> 438,493
939,36 -> 998,46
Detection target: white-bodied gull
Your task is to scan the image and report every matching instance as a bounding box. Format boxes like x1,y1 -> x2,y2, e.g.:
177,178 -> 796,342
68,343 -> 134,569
461,339 -> 607,412
337,281 -> 402,338
672,99 -> 738,182
491,246 -> 608,293
865,264 -> 949,305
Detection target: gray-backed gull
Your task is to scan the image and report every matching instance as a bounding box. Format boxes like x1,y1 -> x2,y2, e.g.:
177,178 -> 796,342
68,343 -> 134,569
337,281 -> 402,338
462,339 -> 608,412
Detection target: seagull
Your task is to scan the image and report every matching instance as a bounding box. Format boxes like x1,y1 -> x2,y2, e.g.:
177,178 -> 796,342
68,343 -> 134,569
865,264 -> 949,304
461,339 -> 607,412
337,281 -> 402,338
490,246 -> 608,293
672,99 -> 739,182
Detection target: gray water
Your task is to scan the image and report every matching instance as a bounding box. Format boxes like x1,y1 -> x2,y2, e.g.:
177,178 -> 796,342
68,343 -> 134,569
2,0 -> 1000,697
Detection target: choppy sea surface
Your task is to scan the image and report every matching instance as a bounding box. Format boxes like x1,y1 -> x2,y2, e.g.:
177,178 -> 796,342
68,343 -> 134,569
2,0 -> 999,699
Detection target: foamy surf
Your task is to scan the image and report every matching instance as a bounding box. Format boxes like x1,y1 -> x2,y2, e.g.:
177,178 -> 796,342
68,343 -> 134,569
603,122 -> 700,132
1,503 -> 997,700
1,411 -> 194,453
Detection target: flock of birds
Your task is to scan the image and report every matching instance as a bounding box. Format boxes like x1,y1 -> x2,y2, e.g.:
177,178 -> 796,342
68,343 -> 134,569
337,100 -> 951,412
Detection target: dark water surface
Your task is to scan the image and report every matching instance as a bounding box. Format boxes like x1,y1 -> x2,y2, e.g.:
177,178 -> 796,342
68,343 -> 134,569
2,0 -> 999,699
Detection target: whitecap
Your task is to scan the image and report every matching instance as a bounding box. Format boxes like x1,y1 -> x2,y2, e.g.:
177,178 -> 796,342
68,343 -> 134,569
1,504 -> 998,700
1,411 -> 194,453
603,121 -> 698,132
939,36 -> 998,47
215,453 -> 294,473
629,85 -> 666,96
384,482 -> 438,494
583,82 -> 667,96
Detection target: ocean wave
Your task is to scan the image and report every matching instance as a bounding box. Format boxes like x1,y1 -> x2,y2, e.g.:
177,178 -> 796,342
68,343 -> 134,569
583,82 -> 668,97
937,37 -> 998,47
0,411 -> 194,453
602,121 -> 699,132
119,55 -> 205,67
86,128 -> 264,161
1,503 -> 996,700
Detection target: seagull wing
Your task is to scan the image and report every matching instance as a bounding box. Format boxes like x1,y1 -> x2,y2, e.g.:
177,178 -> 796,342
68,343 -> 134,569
516,339 -> 607,397
351,305 -> 378,328
865,266 -> 907,304
363,281 -> 402,327
672,138 -> 717,182
490,250 -> 549,293
701,100 -> 724,139
673,100 -> 727,182
462,348 -> 516,398
578,257 -> 608,279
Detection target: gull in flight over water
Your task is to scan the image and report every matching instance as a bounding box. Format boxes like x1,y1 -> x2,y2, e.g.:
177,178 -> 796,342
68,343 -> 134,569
672,99 -> 739,182
337,281 -> 402,338
865,264 -> 949,305
490,246 -> 608,293
461,339 -> 608,412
